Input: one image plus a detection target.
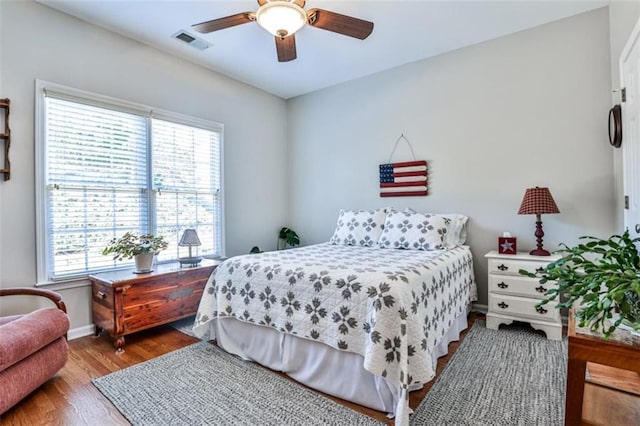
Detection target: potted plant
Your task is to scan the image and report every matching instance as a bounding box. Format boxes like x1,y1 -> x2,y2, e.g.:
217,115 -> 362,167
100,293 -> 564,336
521,230 -> 640,339
102,232 -> 169,273
250,227 -> 300,254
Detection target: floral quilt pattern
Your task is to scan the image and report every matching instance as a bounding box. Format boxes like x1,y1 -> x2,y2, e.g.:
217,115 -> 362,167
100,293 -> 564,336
193,243 -> 476,425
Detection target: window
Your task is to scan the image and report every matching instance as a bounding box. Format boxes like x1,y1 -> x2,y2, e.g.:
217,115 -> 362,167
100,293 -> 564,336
36,82 -> 224,282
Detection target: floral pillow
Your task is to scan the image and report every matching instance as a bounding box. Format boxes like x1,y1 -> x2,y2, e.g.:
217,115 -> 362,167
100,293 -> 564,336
378,210 -> 447,250
439,213 -> 468,248
403,209 -> 468,248
329,209 -> 387,247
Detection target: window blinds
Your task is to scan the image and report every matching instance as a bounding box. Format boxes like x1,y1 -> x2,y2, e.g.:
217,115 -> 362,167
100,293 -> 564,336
152,119 -> 222,261
42,94 -> 223,280
46,98 -> 149,277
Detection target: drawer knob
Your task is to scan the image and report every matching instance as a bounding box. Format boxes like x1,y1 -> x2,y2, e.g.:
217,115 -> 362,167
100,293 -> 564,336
535,267 -> 545,274
95,291 -> 107,300
535,285 -> 547,294
497,264 -> 508,271
536,306 -> 548,314
497,282 -> 508,289
498,301 -> 509,309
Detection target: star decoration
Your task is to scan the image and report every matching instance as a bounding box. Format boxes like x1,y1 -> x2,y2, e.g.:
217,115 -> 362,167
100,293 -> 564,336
500,240 -> 514,252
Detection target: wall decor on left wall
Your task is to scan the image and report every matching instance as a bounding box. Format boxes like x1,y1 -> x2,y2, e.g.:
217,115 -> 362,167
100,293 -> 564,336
0,98 -> 10,181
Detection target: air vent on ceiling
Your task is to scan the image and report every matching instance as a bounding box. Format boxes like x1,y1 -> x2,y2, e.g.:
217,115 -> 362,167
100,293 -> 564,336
172,30 -> 211,50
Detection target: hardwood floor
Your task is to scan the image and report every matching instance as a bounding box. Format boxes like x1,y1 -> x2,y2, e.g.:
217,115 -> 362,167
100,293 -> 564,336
1,313 -> 639,425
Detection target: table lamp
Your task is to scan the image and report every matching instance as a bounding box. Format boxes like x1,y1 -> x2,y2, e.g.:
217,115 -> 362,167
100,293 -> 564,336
517,186 -> 560,256
178,228 -> 202,266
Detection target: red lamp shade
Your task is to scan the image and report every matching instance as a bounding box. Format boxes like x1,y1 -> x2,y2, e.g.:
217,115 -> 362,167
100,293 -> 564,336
518,187 -> 559,256
518,187 -> 560,215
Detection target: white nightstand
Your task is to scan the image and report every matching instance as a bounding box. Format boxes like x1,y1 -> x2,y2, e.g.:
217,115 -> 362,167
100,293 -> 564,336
484,250 -> 562,340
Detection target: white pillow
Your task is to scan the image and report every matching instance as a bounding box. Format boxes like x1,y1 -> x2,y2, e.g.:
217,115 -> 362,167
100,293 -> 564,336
404,209 -> 468,248
378,210 -> 447,250
329,209 -> 387,247
439,214 -> 469,248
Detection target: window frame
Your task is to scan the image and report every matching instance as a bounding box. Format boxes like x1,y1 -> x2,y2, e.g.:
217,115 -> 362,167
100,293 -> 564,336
35,80 -> 225,285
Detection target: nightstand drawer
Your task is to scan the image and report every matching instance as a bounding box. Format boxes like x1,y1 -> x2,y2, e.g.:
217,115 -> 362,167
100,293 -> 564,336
488,258 -> 549,276
489,294 -> 560,322
488,275 -> 550,299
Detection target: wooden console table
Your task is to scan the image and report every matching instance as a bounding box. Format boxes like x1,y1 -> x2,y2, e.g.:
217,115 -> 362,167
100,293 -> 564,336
90,259 -> 222,353
565,310 -> 640,425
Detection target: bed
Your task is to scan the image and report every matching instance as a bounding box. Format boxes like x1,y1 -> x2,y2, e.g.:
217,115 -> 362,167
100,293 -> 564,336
193,238 -> 476,425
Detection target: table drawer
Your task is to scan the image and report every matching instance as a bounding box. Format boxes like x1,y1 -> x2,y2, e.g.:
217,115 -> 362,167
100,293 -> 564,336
488,275 -> 550,299
489,294 -> 560,322
488,258 -> 549,276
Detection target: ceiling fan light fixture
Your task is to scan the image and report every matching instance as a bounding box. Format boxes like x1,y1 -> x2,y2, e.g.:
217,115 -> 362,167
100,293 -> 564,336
256,1 -> 307,38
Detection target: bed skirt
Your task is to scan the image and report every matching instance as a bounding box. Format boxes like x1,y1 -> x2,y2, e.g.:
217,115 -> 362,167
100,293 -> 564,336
208,305 -> 471,417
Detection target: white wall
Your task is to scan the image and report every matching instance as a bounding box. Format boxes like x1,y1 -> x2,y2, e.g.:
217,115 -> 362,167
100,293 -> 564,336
610,1 -> 640,232
287,8 -> 614,306
0,1 -> 288,328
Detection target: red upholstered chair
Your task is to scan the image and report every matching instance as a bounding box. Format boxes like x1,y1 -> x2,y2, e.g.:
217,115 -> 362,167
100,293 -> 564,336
0,288 -> 70,414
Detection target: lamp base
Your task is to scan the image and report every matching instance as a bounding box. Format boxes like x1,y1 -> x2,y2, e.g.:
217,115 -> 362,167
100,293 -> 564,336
179,256 -> 202,267
529,248 -> 551,256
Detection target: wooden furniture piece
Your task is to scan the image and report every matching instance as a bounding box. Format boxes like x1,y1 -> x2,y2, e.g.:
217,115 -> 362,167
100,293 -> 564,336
565,310 -> 640,425
485,250 -> 562,340
0,98 -> 10,181
90,260 -> 221,353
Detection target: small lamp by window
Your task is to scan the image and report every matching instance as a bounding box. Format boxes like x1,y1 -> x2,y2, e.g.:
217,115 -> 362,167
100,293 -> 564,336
517,186 -> 560,256
178,229 -> 202,267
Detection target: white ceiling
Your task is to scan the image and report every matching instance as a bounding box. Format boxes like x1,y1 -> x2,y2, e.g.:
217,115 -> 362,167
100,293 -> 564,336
37,0 -> 608,99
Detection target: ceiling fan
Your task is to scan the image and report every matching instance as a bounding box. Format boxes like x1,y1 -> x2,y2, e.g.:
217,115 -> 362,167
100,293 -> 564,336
192,0 -> 374,62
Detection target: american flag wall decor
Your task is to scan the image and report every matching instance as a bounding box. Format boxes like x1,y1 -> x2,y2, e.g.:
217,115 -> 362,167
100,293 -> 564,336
379,160 -> 428,197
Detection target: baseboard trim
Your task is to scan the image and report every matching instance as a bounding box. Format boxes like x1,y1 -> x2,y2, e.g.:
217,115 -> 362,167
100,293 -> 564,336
68,324 -> 94,341
471,303 -> 488,314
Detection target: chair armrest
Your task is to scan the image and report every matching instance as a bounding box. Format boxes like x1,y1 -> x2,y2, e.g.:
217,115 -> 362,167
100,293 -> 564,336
0,288 -> 67,314
0,307 -> 70,371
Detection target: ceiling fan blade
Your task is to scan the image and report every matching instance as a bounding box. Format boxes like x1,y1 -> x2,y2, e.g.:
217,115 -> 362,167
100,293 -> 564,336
307,8 -> 373,40
275,35 -> 297,62
192,12 -> 255,34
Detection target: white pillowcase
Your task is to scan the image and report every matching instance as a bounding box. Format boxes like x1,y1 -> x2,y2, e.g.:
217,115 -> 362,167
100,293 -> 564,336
329,209 -> 387,247
403,209 -> 468,248
439,214 -> 469,248
378,210 -> 447,250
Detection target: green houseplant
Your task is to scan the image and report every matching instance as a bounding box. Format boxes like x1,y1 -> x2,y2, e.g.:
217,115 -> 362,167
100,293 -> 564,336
521,230 -> 640,339
102,232 -> 169,273
250,227 -> 300,254
277,227 -> 300,250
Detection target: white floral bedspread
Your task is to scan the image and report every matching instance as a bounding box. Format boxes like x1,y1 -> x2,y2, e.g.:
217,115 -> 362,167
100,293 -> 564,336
193,243 -> 476,425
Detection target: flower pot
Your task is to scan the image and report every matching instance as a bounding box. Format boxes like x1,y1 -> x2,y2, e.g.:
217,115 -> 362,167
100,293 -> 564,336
133,253 -> 154,273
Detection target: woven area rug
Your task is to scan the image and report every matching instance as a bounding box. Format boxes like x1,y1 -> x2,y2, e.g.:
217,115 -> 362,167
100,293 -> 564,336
410,321 -> 567,426
170,316 -> 200,338
92,341 -> 384,426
